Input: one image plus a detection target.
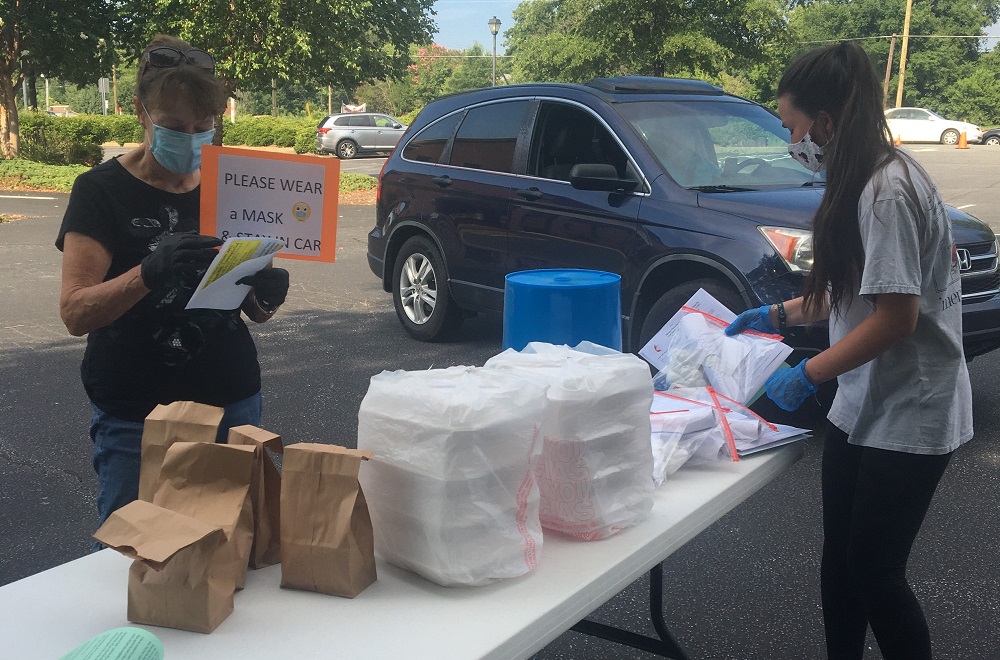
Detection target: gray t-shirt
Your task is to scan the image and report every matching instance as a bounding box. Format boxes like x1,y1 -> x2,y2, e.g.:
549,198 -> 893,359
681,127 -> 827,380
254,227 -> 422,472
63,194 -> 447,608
827,153 -> 973,454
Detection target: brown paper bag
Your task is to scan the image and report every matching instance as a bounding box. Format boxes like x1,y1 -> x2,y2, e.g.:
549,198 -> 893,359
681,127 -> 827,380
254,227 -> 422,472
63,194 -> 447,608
227,425 -> 283,568
93,499 -> 233,634
153,442 -> 256,590
138,401 -> 223,502
280,443 -> 377,597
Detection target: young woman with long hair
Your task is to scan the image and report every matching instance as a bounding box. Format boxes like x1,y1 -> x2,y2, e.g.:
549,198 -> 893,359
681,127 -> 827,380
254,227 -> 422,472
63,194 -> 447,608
727,42 -> 972,659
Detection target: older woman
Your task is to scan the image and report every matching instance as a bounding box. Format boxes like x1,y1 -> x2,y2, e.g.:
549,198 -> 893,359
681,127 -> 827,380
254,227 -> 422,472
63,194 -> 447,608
56,35 -> 289,527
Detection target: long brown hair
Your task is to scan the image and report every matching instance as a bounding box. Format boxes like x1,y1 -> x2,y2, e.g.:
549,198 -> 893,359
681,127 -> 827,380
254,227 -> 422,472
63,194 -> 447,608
778,42 -> 895,312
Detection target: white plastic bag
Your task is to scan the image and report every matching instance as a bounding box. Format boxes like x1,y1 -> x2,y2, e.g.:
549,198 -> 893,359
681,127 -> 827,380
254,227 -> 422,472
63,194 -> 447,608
485,342 -> 654,540
649,402 -> 722,485
654,387 -> 809,462
644,296 -> 792,404
357,366 -> 547,587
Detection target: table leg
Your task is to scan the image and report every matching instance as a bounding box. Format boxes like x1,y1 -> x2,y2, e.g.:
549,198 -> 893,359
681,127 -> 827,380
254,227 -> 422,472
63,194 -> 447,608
570,563 -> 691,659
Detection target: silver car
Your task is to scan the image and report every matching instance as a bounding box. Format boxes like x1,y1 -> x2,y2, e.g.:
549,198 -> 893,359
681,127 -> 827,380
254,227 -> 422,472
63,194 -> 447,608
316,112 -> 407,159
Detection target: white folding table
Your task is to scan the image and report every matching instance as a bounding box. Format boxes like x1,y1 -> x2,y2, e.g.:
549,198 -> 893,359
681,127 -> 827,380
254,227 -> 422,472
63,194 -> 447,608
0,444 -> 802,659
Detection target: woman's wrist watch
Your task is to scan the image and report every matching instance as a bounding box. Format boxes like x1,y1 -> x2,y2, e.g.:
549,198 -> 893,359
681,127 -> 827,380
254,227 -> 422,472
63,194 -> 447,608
252,294 -> 279,316
772,301 -> 787,332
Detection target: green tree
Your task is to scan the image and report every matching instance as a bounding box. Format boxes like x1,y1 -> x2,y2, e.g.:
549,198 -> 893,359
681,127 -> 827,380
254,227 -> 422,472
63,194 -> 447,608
355,77 -> 417,117
943,47 -> 1000,125
137,0 -> 436,104
443,43 -> 494,94
506,0 -> 788,85
505,0 -> 616,83
407,43 -> 461,105
787,0 -> 1000,112
2,1 -> 135,157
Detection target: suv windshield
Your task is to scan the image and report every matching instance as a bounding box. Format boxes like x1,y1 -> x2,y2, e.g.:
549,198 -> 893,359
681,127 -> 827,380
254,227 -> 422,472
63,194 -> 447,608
618,99 -> 823,190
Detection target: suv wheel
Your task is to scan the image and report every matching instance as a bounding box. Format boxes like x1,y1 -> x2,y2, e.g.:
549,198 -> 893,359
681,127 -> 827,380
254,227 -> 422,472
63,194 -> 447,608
392,236 -> 463,341
337,139 -> 358,159
638,278 -> 745,349
940,129 -> 960,145
985,135 -> 1000,147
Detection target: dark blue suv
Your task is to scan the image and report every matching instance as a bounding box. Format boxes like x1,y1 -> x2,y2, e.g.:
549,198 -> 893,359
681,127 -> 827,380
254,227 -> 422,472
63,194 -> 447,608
368,77 -> 1000,361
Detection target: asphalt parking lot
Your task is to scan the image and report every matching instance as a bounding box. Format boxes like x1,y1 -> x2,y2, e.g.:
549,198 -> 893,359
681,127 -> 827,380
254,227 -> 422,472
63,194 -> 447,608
0,144 -> 998,659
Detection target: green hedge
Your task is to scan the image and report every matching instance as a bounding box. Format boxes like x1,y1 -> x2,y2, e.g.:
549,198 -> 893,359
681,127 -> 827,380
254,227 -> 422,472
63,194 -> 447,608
0,157 -> 371,195
18,113 -> 107,166
294,125 -> 317,154
398,108 -> 422,126
222,116 -> 315,149
15,113 -> 321,165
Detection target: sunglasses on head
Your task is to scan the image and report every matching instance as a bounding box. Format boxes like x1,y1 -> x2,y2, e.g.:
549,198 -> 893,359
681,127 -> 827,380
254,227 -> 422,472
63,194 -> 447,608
145,47 -> 215,74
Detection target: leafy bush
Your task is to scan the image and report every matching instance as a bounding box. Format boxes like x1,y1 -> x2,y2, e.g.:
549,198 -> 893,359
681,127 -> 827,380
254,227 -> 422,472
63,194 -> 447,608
0,158 -> 373,198
294,125 -> 318,154
104,115 -> 144,145
273,121 -> 299,148
18,112 -> 105,166
340,173 -> 377,192
0,158 -> 89,191
222,116 -> 275,147
398,108 -> 422,126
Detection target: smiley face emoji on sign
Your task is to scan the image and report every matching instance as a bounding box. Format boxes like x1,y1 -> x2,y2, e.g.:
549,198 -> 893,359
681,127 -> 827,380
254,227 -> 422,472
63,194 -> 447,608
292,202 -> 311,221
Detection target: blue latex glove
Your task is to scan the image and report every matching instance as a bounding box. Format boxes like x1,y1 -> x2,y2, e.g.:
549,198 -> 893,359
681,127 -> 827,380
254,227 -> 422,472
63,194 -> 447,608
765,359 -> 818,411
725,305 -> 777,336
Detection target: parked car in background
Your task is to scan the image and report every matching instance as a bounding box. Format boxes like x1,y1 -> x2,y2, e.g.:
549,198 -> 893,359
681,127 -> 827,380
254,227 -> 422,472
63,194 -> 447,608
981,127 -> 1000,146
316,112 -> 407,159
369,77 -> 1000,370
885,107 -> 983,145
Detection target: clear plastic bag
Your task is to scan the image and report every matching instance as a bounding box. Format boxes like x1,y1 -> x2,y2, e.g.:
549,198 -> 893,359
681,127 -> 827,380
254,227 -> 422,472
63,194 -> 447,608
652,306 -> 791,404
485,342 -> 654,540
357,366 -> 548,587
649,404 -> 721,485
654,387 -> 805,463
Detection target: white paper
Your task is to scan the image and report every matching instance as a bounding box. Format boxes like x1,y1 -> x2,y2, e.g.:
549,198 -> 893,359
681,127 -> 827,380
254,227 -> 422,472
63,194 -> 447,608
185,237 -> 284,310
736,424 -> 811,456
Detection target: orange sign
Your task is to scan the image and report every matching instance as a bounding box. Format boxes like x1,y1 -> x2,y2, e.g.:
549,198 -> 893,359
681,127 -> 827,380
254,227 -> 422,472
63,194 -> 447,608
200,146 -> 340,263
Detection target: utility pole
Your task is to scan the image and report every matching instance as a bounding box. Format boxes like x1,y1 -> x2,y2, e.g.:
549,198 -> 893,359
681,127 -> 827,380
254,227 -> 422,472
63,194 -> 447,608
894,0 -> 914,108
882,34 -> 897,108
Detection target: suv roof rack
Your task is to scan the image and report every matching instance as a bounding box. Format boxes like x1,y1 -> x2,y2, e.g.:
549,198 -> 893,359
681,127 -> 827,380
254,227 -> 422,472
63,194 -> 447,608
585,76 -> 724,95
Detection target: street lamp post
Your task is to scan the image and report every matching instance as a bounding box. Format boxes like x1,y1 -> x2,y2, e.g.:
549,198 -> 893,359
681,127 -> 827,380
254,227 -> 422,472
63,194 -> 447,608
20,51 -> 30,109
488,16 -> 501,86
41,74 -> 49,112
98,38 -> 107,115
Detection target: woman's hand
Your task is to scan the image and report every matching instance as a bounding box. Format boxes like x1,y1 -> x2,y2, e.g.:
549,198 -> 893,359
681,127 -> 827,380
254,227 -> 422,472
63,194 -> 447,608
239,267 -> 290,321
140,232 -> 222,290
765,359 -> 818,411
725,305 -> 778,335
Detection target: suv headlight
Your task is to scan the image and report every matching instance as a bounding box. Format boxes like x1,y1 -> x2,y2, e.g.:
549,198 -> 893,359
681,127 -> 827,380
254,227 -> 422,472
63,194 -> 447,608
759,227 -> 813,272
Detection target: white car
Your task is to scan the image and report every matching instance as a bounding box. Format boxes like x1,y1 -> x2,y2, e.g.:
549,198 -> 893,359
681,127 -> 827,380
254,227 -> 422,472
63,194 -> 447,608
885,107 -> 983,145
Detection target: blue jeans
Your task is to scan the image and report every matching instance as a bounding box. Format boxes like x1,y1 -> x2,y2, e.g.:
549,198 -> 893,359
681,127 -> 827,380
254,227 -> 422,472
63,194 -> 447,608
90,391 -> 263,544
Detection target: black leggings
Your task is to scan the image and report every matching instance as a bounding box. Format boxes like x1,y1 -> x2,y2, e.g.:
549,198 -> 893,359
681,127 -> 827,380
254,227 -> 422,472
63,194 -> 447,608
821,423 -> 952,660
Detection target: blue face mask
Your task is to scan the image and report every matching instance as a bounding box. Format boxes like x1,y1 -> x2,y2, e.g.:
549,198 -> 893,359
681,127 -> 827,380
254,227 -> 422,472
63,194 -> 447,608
143,104 -> 215,174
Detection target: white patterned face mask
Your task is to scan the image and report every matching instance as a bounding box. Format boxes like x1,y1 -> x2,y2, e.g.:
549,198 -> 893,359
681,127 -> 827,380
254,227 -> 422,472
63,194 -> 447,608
788,123 -> 826,172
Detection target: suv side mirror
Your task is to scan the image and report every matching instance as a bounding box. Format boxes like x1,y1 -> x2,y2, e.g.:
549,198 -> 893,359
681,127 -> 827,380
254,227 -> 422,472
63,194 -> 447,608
569,164 -> 639,193
393,123 -> 403,129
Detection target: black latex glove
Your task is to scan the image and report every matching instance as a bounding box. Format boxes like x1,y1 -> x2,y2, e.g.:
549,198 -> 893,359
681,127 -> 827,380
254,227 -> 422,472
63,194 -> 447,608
141,232 -> 223,291
238,267 -> 290,309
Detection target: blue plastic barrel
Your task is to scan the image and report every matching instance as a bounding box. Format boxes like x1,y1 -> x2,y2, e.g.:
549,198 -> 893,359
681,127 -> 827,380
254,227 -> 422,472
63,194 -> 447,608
502,269 -> 622,352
